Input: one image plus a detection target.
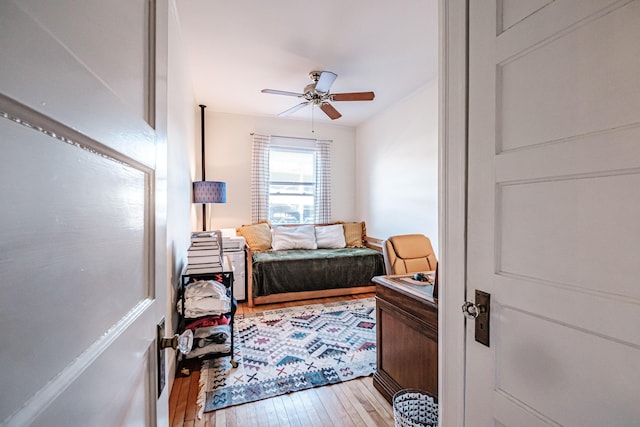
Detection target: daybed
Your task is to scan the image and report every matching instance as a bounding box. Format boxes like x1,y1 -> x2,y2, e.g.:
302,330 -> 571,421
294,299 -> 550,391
236,221 -> 385,307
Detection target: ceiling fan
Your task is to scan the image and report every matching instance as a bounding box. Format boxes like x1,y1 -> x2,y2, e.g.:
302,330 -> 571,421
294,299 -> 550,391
261,70 -> 375,120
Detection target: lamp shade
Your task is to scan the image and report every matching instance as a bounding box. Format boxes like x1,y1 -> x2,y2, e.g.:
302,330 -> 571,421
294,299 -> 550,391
193,181 -> 226,203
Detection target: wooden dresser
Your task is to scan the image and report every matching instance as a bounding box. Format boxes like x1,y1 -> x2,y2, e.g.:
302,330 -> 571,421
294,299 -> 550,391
372,274 -> 438,403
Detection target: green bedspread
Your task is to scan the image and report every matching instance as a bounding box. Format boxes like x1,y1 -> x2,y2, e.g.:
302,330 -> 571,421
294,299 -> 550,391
251,248 -> 385,297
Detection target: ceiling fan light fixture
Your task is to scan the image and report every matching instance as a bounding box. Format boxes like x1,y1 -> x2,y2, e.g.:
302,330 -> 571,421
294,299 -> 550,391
303,83 -> 316,97
261,70 -> 374,120
313,70 -> 337,94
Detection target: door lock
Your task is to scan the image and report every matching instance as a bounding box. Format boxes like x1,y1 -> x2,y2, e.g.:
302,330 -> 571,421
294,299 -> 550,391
159,329 -> 193,354
462,290 -> 490,347
462,301 -> 483,318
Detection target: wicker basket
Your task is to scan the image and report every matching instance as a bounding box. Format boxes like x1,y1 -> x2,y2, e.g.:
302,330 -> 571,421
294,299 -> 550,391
393,389 -> 438,427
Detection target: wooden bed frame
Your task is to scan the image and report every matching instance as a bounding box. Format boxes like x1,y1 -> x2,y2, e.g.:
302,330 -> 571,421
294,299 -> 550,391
246,236 -> 384,307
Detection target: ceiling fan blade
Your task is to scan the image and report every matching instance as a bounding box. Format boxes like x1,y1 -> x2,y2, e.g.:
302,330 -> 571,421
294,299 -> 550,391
314,71 -> 338,94
262,89 -> 304,97
279,102 -> 310,117
320,102 -> 342,120
331,91 -> 375,101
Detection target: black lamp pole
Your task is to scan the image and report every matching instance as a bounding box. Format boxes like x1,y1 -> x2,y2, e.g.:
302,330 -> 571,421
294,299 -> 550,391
200,104 -> 206,231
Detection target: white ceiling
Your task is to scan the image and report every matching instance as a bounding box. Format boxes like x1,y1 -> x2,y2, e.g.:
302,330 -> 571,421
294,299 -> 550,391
174,1 -> 439,127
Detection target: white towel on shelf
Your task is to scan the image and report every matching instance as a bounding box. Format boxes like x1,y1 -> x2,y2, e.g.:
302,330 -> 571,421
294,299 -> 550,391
184,280 -> 227,300
177,297 -> 230,318
177,280 -> 231,317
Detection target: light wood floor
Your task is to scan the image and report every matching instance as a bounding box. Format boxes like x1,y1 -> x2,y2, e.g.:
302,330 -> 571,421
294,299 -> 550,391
169,293 -> 395,427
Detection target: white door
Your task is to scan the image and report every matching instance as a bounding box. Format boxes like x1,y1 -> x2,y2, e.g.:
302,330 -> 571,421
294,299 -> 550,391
0,1 -> 168,425
465,0 -> 640,425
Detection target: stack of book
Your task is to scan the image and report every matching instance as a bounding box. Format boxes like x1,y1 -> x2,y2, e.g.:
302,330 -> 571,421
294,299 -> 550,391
185,231 -> 222,274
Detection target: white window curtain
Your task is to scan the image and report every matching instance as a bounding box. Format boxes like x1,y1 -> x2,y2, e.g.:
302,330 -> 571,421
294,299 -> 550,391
251,133 -> 270,223
314,139 -> 332,223
251,134 -> 331,224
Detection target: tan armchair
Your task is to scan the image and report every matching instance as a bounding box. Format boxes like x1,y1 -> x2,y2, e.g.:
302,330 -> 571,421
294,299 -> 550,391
382,234 -> 438,274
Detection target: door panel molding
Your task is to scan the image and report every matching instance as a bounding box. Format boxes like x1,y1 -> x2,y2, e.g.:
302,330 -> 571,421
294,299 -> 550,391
0,94 -> 156,426
497,0 -> 554,34
0,0 -> 156,164
4,300 -> 154,426
495,0 -> 634,62
495,271 -> 640,345
0,94 -> 154,175
496,0 -> 640,152
495,123 -> 640,179
494,304 -> 639,426
496,172 -> 640,299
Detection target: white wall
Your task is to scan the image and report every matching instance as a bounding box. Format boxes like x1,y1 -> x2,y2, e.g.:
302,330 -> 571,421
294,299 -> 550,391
166,0 -> 196,393
355,81 -> 439,255
202,112 -> 359,229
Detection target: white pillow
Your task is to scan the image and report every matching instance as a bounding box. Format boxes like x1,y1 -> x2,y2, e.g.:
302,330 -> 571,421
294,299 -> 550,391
315,224 -> 346,249
272,225 -> 317,250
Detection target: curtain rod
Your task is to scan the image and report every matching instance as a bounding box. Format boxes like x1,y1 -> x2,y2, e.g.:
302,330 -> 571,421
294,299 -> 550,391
250,133 -> 332,142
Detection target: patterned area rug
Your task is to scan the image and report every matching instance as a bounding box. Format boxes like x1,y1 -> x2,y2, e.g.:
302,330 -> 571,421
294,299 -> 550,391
197,297 -> 376,416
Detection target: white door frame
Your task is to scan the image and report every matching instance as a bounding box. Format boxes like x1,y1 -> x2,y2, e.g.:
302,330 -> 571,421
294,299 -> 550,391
438,0 -> 467,425
153,0 -> 170,423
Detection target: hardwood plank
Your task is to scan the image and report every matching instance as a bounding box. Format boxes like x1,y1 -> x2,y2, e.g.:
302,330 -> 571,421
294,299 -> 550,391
168,375 -> 182,424
238,294 -> 373,315
348,378 -> 394,426
290,391 -> 316,426
192,411 -> 206,427
327,383 -> 368,427
213,409 -> 225,427
270,394 -> 293,427
221,405 -> 237,427
244,400 -> 260,427
169,293 -> 388,427
249,397 -> 279,427
184,369 -> 201,422
313,384 -> 360,427
180,377 -> 394,427
172,374 -> 192,427
198,410 -> 213,427
360,377 -> 395,421
298,387 -> 333,427
279,392 -> 303,427
233,402 -> 251,427
251,286 -> 376,307
342,381 -> 382,426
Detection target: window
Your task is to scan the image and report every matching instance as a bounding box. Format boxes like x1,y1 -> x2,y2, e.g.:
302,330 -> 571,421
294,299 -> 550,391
268,146 -> 316,224
251,134 -> 332,224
